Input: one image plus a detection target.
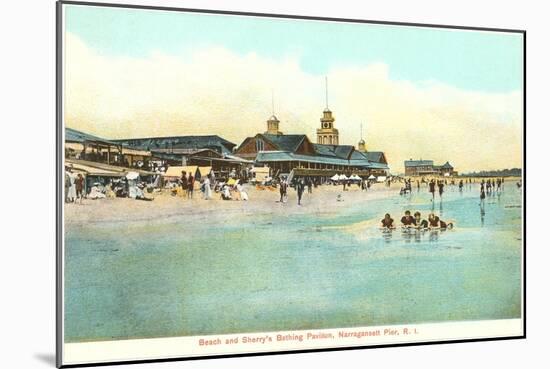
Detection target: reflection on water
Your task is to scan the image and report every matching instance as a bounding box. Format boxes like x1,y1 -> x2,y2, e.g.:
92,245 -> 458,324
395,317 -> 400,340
64,186 -> 523,342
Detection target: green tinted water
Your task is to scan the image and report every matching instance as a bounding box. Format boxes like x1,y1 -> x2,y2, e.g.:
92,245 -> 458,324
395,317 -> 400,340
65,186 -> 522,342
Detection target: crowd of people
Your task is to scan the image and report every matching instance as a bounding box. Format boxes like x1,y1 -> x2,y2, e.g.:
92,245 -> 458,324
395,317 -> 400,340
172,169 -> 249,202
479,177 -> 507,209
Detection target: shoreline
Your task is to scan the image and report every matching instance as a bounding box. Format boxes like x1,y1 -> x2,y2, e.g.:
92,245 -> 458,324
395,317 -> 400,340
64,184 -> 399,226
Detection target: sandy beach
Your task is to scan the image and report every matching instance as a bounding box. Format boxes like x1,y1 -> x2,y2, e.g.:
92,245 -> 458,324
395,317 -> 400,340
64,177 -> 521,226
64,182 -> 399,226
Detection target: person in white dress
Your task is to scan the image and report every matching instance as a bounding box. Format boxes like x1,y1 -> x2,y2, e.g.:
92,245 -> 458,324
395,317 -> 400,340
66,169 -> 77,203
203,177 -> 212,200
236,183 -> 248,201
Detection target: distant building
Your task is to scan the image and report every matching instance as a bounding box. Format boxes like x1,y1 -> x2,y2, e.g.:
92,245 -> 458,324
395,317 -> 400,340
404,159 -> 457,176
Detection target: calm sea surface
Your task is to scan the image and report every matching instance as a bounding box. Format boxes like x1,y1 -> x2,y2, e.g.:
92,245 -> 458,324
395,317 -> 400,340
65,185 -> 522,342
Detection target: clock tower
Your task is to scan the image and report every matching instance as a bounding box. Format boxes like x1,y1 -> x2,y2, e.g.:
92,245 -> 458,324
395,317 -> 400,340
316,77 -> 339,145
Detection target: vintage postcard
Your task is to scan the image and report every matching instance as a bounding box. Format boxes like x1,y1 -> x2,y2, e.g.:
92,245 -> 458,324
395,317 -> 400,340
57,1 -> 525,367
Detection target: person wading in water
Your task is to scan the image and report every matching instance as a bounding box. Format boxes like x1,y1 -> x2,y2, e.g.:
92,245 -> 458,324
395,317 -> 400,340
429,179 -> 436,201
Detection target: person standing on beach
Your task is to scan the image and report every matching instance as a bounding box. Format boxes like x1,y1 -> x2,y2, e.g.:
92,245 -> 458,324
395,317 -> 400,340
75,173 -> 85,204
180,171 -> 187,198
187,173 -> 194,199
480,184 -> 486,210
203,176 -> 212,200
65,168 -> 71,203
306,177 -> 313,194
429,179 -> 436,200
66,167 -> 77,203
296,179 -> 305,205
459,179 -> 463,192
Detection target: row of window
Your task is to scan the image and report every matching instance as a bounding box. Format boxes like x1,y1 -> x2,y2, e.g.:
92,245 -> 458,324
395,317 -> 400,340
318,135 -> 338,145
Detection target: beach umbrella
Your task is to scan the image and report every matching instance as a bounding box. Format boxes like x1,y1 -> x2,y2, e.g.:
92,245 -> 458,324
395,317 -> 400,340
338,174 -> 348,180
350,174 -> 361,181
368,175 -> 376,180
330,174 -> 339,181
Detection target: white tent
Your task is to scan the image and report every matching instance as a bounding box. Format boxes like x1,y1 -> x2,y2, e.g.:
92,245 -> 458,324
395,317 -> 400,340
350,174 -> 361,181
338,174 -> 348,181
251,167 -> 270,182
368,175 -> 376,180
126,171 -> 140,180
330,174 -> 340,181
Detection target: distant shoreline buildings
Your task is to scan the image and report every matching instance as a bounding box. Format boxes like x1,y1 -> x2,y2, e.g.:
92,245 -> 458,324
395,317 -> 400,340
404,159 -> 457,177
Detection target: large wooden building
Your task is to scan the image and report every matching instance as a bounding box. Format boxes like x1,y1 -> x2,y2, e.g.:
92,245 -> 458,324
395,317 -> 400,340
66,128 -> 251,178
235,112 -> 389,178
112,135 -> 250,176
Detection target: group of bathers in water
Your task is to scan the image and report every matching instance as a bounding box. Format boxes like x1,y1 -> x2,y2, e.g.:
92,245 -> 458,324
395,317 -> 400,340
381,211 -> 453,230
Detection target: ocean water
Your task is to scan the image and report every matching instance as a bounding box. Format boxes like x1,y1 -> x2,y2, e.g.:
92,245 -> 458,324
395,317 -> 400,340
64,185 -> 522,342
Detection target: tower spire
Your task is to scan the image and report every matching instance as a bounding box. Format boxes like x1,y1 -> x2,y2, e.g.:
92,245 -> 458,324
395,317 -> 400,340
358,122 -> 366,152
265,89 -> 282,135
325,76 -> 329,109
271,89 -> 275,115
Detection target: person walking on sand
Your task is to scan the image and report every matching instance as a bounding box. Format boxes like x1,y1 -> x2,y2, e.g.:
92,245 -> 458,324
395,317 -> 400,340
296,179 -> 305,205
279,178 -> 287,203
187,173 -> 194,199
429,179 -> 436,200
306,177 -> 313,194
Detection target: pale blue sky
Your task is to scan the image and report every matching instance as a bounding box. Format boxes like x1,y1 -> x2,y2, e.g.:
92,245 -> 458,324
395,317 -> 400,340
65,4 -> 523,93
